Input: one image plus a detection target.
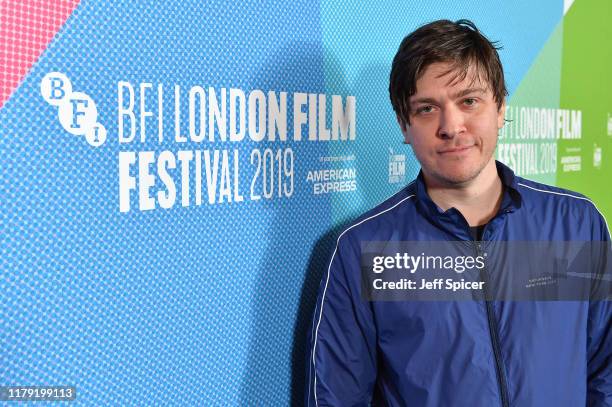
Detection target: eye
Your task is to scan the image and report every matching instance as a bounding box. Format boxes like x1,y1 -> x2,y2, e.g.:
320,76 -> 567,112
416,105 -> 434,114
463,98 -> 477,107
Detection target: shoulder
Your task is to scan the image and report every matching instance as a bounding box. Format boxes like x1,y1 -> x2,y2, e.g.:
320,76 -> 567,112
516,177 -> 597,210
515,177 -> 609,239
516,177 -> 589,201
337,181 -> 417,246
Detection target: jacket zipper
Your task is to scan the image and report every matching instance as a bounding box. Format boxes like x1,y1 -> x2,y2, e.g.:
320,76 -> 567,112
474,240 -> 510,407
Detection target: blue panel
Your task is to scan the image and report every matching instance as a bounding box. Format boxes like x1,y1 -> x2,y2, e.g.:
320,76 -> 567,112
1,1 -> 327,405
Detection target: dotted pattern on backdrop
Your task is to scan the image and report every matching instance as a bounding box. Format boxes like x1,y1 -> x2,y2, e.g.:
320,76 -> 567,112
0,0 -> 565,405
0,0 -> 81,109
1,0 -> 334,405
321,1 -> 422,223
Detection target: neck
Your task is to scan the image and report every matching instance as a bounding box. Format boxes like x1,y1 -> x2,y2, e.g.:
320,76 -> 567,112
424,160 -> 503,227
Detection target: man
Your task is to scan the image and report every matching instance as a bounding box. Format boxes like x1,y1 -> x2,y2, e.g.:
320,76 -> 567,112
306,20 -> 610,406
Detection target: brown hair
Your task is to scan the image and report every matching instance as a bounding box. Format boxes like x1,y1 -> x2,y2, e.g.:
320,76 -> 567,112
389,19 -> 507,125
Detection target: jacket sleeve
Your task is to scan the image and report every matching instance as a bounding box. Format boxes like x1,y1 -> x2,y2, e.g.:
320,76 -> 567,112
306,232 -> 378,407
586,213 -> 612,407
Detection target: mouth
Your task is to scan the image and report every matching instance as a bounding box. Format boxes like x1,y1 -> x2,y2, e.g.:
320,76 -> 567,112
438,145 -> 475,154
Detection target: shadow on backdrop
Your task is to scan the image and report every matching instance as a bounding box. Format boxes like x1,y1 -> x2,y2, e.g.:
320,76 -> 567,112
238,40 -> 419,405
238,41 -> 342,406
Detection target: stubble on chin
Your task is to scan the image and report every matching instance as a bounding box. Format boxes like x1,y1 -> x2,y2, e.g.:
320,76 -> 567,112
425,154 -> 495,188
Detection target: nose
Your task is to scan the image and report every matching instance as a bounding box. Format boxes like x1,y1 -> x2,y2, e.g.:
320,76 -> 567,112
438,105 -> 466,139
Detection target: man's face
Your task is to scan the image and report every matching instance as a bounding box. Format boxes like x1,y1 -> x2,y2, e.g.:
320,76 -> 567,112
398,61 -> 505,187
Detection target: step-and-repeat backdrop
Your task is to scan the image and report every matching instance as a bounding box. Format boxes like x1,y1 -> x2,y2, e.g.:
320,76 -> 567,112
2,0 -> 610,404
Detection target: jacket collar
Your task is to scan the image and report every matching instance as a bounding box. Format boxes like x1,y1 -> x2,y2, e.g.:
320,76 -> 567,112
413,160 -> 522,240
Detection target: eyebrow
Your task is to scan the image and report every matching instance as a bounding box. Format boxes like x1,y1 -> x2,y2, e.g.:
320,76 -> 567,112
410,88 -> 487,107
452,87 -> 487,99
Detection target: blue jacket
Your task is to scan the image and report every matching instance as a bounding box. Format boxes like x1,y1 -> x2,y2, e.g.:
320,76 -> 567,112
306,161 -> 611,406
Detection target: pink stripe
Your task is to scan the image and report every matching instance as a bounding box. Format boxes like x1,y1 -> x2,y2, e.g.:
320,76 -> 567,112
0,0 -> 81,109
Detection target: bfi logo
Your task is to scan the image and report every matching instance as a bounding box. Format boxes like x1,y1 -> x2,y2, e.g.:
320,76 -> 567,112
40,72 -> 106,147
593,144 -> 602,169
388,148 -> 406,184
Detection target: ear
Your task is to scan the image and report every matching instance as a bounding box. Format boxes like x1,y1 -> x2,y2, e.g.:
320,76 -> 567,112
497,99 -> 506,130
396,114 -> 411,145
